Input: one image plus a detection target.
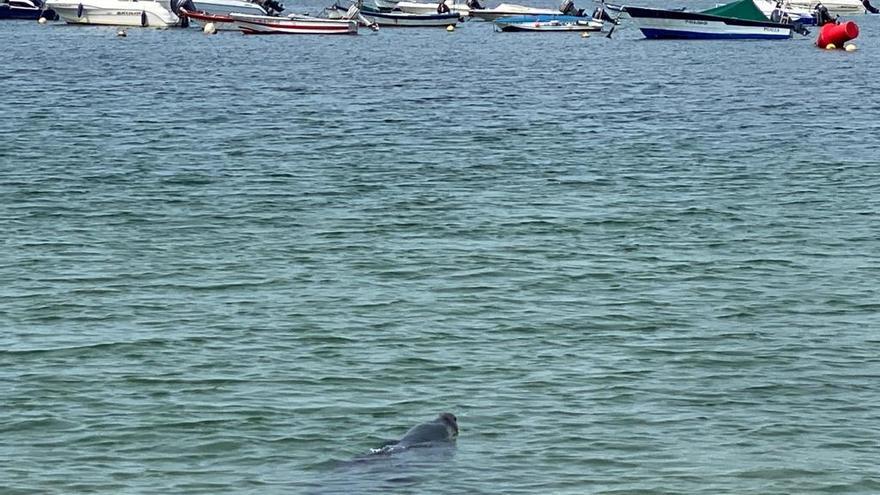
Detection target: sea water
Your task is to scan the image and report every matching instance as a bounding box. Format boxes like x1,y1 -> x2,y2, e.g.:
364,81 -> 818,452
2,6 -> 879,494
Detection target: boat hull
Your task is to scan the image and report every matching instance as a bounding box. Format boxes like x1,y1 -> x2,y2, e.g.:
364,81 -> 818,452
190,0 -> 266,15
360,8 -> 460,25
788,0 -> 865,14
48,0 -> 179,26
396,0 -> 469,15
494,14 -> 602,31
179,7 -> 238,28
752,0 -> 816,25
0,0 -> 54,19
230,12 -> 358,33
623,6 -> 793,39
469,4 -> 559,21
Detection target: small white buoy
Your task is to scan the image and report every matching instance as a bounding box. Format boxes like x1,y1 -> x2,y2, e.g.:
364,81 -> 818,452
580,31 -> 589,38
844,43 -> 857,52
446,24 -> 454,32
117,28 -> 127,37
38,16 -> 48,24
203,21 -> 217,34
825,43 -> 836,50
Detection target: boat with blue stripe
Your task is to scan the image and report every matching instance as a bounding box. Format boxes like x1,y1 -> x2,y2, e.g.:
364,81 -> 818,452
494,13 -> 603,31
622,0 -> 810,40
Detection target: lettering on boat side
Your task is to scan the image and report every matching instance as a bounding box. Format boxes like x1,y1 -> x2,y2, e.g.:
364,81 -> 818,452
685,19 -> 708,24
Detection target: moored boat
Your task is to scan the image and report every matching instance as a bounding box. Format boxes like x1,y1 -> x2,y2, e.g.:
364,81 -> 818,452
45,0 -> 182,26
787,0 -> 865,14
231,11 -> 358,33
469,2 -> 559,20
189,0 -> 274,16
178,7 -> 243,28
359,3 -> 461,25
752,0 -> 816,24
494,13 -> 602,30
1,0 -> 56,19
622,0 -> 807,39
396,0 -> 469,15
178,0 -> 275,29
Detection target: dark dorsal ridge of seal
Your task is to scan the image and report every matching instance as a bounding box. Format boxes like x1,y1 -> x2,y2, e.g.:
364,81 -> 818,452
371,413 -> 459,454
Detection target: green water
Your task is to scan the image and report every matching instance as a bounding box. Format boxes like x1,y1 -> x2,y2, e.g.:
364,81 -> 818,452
2,12 -> 880,494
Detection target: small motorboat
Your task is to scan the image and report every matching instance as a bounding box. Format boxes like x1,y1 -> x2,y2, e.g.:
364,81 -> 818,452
395,0 -> 470,15
1,0 -> 56,19
468,2 -> 561,20
786,0 -> 866,14
358,2 -> 461,25
46,0 -> 182,26
622,0 -> 808,39
494,13 -> 602,30
178,0 -> 276,29
231,11 -> 359,33
753,0 -> 816,24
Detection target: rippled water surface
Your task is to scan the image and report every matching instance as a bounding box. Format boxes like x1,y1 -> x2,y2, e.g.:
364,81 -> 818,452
2,8 -> 880,494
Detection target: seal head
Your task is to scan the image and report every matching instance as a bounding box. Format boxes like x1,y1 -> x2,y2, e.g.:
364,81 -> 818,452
370,412 -> 459,454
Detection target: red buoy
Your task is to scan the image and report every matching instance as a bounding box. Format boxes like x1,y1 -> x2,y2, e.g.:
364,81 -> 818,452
816,21 -> 859,48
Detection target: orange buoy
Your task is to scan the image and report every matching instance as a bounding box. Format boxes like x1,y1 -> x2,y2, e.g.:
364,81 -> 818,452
816,21 -> 859,48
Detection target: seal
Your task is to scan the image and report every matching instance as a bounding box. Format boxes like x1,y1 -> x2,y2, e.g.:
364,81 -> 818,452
371,413 -> 459,454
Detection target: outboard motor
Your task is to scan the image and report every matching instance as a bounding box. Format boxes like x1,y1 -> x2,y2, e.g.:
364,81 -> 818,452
344,3 -> 378,29
259,0 -> 284,15
559,0 -> 577,15
592,4 -> 615,22
814,2 -> 836,25
174,0 -> 195,12
173,0 -> 194,26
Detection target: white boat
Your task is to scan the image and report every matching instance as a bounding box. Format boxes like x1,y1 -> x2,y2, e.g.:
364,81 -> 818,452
622,0 -> 804,39
189,0 -> 270,15
752,0 -> 816,24
359,3 -> 461,24
469,2 -> 560,20
494,13 -> 602,30
396,0 -> 470,15
46,0 -> 181,26
177,0 -> 272,29
231,11 -> 358,32
1,0 -> 56,19
787,0 -> 865,14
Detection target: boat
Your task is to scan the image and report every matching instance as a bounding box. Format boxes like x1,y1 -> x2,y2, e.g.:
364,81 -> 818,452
180,7 -> 261,28
231,11 -> 359,32
787,0 -> 865,14
358,3 -> 461,25
752,0 -> 816,24
1,0 -> 56,19
469,2 -> 560,20
178,0 -> 274,29
188,0 -> 274,16
46,0 -> 182,26
396,0 -> 470,15
494,13 -> 602,30
622,0 -> 808,39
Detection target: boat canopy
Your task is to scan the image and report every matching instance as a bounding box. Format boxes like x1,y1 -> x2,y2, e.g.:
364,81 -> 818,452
701,0 -> 769,21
